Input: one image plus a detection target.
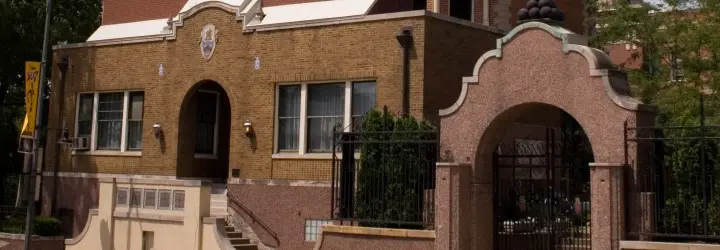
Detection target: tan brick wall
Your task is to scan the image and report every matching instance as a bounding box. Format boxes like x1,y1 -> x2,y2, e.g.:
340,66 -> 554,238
102,0 -> 186,25
48,10 -> 499,180
423,18 -> 502,125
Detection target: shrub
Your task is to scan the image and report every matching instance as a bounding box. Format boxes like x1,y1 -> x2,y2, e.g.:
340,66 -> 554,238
34,216 -> 62,236
0,216 -> 62,236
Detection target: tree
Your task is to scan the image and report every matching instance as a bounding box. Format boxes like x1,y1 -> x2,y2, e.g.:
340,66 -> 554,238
0,0 -> 101,205
592,0 -> 720,237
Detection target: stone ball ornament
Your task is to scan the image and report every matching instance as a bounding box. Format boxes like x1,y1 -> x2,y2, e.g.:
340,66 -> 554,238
518,0 -> 565,23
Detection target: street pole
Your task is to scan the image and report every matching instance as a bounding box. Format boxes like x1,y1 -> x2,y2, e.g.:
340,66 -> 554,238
24,0 -> 53,247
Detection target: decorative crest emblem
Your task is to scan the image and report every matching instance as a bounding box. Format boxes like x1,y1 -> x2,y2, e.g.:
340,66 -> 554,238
200,24 -> 218,61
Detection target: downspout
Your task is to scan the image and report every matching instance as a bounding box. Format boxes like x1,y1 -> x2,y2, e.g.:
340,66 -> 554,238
395,27 -> 414,115
50,55 -> 69,215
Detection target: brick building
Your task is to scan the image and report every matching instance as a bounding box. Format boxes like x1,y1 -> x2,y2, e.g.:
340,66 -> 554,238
39,0 -> 520,248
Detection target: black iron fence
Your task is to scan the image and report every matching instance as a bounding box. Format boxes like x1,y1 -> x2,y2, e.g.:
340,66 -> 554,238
625,98 -> 720,243
330,123 -> 438,229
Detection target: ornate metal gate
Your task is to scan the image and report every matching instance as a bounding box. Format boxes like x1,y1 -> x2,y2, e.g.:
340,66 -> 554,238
493,125 -> 592,250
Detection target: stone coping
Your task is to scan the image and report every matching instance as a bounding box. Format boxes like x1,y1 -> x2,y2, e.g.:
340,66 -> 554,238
100,177 -> 210,187
620,240 -> 720,250
0,233 -> 64,240
113,210 -> 184,222
321,225 -> 436,239
228,178 -> 332,187
65,209 -> 98,245
589,162 -> 628,168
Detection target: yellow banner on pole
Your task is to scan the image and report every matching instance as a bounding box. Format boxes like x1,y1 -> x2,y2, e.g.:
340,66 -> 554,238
21,61 -> 41,137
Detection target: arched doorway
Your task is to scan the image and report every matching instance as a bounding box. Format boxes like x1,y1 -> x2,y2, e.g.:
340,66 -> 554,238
177,80 -> 231,182
489,103 -> 593,250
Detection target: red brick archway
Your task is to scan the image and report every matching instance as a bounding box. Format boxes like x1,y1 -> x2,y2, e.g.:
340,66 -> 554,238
435,22 -> 656,250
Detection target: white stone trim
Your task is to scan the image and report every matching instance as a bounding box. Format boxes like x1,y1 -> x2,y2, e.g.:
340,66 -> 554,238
620,240 -> 720,250
42,171 -> 333,187
438,21 -> 653,117
42,171 -> 178,180
53,11 -> 503,50
228,178 -> 332,187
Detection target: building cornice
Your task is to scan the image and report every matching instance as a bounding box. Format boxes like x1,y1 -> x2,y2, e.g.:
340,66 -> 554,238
54,10 -> 503,50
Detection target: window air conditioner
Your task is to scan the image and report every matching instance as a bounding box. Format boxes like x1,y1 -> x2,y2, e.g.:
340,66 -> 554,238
71,137 -> 90,151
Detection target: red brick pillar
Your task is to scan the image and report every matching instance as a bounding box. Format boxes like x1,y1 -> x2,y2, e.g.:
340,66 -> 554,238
435,162 -> 471,250
590,163 -> 626,250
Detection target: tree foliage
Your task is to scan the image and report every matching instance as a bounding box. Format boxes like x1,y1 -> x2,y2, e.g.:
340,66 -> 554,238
592,0 -> 720,237
0,0 -> 101,204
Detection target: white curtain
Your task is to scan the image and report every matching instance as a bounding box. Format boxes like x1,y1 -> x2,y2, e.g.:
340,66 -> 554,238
351,81 -> 376,129
126,92 -> 144,150
96,93 -> 123,150
307,83 -> 345,152
278,85 -> 300,151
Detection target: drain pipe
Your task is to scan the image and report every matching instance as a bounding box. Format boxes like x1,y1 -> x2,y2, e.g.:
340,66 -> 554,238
396,26 -> 414,115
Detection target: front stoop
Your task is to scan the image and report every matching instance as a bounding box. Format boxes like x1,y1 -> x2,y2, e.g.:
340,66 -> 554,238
224,224 -> 258,250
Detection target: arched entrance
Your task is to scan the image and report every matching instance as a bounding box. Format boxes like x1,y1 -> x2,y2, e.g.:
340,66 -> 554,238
435,21 -> 656,250
177,80 -> 231,182
490,103 -> 593,250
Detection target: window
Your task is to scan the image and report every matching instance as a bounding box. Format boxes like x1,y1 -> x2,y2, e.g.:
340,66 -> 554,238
131,188 -> 143,208
172,190 -> 185,211
304,219 -> 333,241
670,56 -> 684,82
75,91 -> 144,154
195,90 -> 219,157
142,231 -> 155,250
276,81 -> 376,155
127,92 -> 144,150
307,83 -> 345,153
158,190 -> 172,210
143,189 -> 157,209
77,94 -> 94,137
450,0 -> 472,21
351,82 -> 376,129
97,93 -> 124,150
277,86 -> 300,152
116,188 -> 129,207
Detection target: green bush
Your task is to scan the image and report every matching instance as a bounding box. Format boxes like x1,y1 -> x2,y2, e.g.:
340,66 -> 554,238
34,216 -> 62,236
0,216 -> 62,236
355,107 -> 435,229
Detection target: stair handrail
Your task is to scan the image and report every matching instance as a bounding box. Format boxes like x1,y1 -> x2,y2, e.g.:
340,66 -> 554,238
228,197 -> 281,248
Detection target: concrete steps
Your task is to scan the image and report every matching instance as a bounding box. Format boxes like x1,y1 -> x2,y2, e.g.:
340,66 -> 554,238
224,225 -> 258,250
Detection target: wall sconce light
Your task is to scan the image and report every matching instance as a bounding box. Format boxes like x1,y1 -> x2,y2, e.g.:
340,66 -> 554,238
57,127 -> 72,144
244,120 -> 254,137
153,123 -> 163,139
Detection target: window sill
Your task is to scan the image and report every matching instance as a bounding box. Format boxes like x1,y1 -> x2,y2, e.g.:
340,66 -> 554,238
272,152 -> 361,160
72,150 -> 142,157
194,153 -> 218,159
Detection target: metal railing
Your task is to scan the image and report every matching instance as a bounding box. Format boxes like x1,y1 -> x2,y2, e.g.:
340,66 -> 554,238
625,96 -> 720,243
331,126 -> 438,229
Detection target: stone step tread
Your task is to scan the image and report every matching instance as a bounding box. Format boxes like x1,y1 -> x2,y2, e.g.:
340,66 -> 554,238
233,244 -> 258,250
229,238 -> 251,244
226,232 -> 243,238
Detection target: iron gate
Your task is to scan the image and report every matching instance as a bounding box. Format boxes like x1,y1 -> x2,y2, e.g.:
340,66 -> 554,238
493,126 -> 592,250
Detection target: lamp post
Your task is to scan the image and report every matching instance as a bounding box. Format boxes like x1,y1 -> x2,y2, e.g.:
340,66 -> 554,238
24,0 -> 53,248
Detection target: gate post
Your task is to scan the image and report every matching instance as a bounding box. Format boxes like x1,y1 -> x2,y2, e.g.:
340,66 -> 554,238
589,163 -> 626,250
435,162 -> 471,250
